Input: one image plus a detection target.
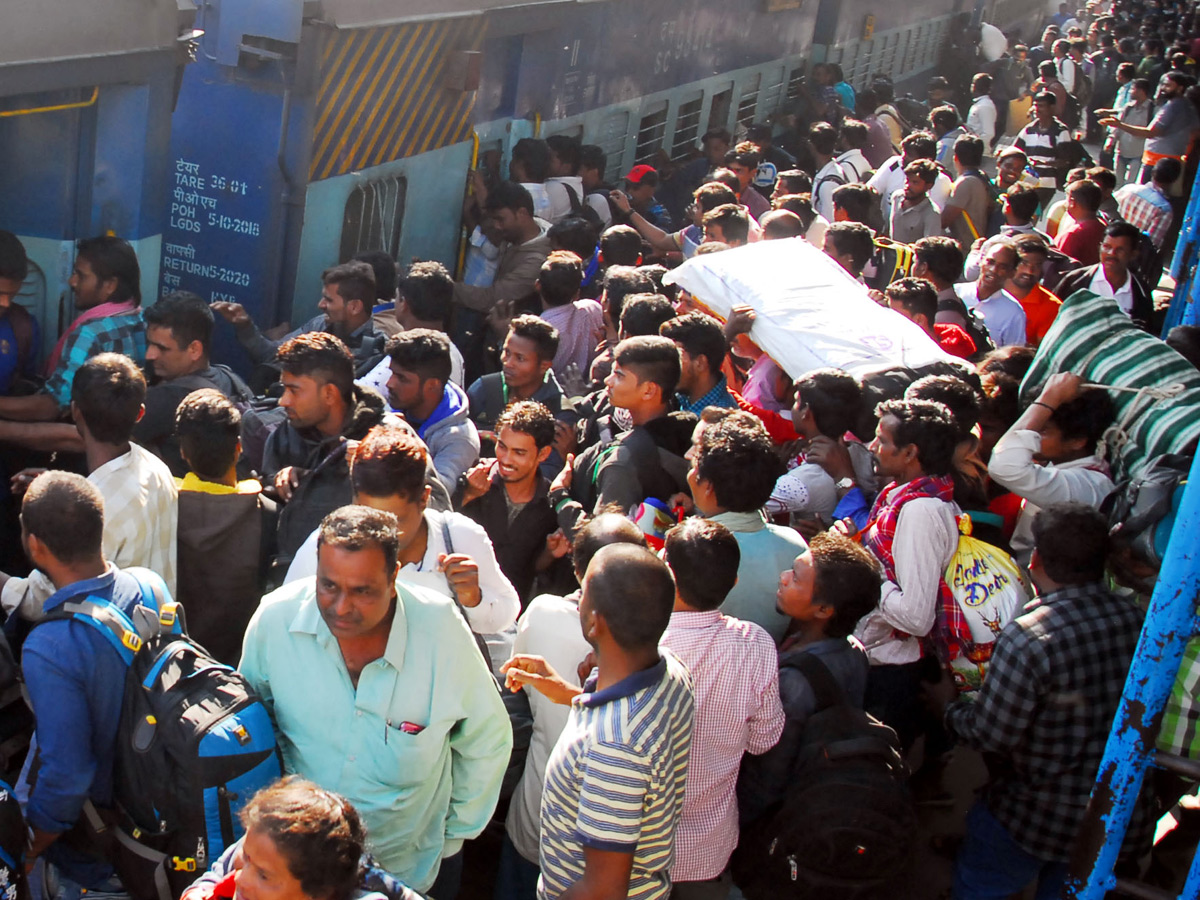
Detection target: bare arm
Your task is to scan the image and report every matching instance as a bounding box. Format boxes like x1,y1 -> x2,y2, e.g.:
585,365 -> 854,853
558,847 -> 636,900
0,392 -> 61,423
0,420 -> 82,453
610,191 -> 679,253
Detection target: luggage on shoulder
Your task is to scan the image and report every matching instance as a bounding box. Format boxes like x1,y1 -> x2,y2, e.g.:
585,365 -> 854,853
732,653 -> 916,900
37,571 -> 281,900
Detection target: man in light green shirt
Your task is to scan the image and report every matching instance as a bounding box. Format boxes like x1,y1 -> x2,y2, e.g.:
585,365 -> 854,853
239,505 -> 511,895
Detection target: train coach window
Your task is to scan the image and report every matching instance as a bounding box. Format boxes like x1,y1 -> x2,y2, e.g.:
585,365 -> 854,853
340,175 -> 408,263
671,94 -> 704,159
736,74 -> 762,129
596,110 -> 631,176
787,64 -> 807,102
759,67 -> 786,122
635,103 -> 669,165
708,87 -> 732,133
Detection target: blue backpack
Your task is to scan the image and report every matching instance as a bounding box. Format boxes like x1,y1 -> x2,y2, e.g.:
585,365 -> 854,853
40,572 -> 281,900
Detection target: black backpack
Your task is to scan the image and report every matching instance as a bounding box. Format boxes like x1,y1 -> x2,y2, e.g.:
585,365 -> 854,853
562,183 -> 604,231
1103,453 -> 1191,570
37,572 -> 281,900
936,294 -> 996,360
733,654 -> 916,900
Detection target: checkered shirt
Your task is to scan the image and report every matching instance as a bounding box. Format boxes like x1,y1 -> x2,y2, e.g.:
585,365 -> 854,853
88,443 -> 178,596
1159,634 -> 1200,758
675,376 -> 739,417
945,583 -> 1155,861
44,311 -> 146,407
1115,182 -> 1174,250
661,610 -> 784,881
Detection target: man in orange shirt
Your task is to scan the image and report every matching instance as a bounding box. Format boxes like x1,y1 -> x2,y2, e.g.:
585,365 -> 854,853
1006,236 -> 1062,346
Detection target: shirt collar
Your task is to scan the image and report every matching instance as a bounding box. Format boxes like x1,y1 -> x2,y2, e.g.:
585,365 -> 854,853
578,656 -> 667,708
668,609 -> 724,630
289,582 -> 409,671
90,447 -> 134,480
709,509 -> 767,532
43,562 -> 119,613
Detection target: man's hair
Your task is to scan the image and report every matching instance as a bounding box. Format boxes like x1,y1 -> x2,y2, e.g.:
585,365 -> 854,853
1165,70 -> 1197,90
1119,61 -> 1138,79
386,328 -> 452,386
660,312 -> 727,375
511,138 -> 551,182
602,266 -> 654,324
579,144 -> 607,177
702,204 -> 751,244
1047,387 -> 1114,448
1031,502 -> 1110,584
694,181 -> 739,213
773,194 -> 815,227
277,332 -> 355,402
1014,233 -> 1050,262
484,181 -> 535,216
76,235 -> 141,305
547,218 -> 598,261
796,368 -> 862,439
831,183 -> 878,225
953,133 -> 985,168
71,352 -> 146,444
703,128 -> 732,146
495,399 -> 556,450
0,231 -> 28,283
663,518 -> 740,612
1105,219 -> 1142,245
760,210 -> 806,239
1085,166 -> 1116,193
571,512 -> 647,580
613,335 -> 682,399
239,777 -> 366,900
1006,187 -> 1042,223
906,374 -> 981,437
585,544 -> 675,651
537,251 -> 584,307
1166,325 -> 1200,370
322,260 -> 376,308
1153,157 -> 1184,185
931,104 -> 960,131
1132,76 -> 1153,95
1038,61 -> 1059,79
600,225 -> 642,266
694,413 -> 785,511
175,389 -> 241,481
708,167 -> 743,194
21,471 -> 105,565
399,261 -> 454,328
913,236 -> 965,284
545,134 -> 582,174
1067,179 -> 1103,213
775,170 -> 813,194
885,277 -> 939,323
1052,38 -> 1071,53
353,251 -> 396,305
809,532 -> 884,638
621,294 -> 676,338
350,426 -> 429,502
978,344 -> 1036,380
840,118 -> 870,150
143,291 -> 214,353
318,505 -> 401,576
724,142 -> 761,170
808,122 -> 839,156
638,264 -> 675,302
973,73 -> 993,94
874,398 -> 958,476
510,314 -> 560,362
825,222 -> 875,274
900,130 -> 937,160
904,159 -> 940,186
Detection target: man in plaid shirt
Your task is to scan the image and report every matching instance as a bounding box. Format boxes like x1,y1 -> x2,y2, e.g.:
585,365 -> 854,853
932,503 -> 1155,900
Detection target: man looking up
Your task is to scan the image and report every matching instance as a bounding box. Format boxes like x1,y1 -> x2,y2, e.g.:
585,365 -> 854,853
137,291 -> 253,476
502,544 -> 694,900
660,312 -> 738,415
241,505 -> 511,897
954,240 -> 1027,347
457,400 -> 559,604
213,261 -> 384,378
385,329 -> 479,492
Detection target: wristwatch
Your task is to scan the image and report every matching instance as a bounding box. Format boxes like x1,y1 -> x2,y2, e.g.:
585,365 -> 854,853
835,477 -> 856,491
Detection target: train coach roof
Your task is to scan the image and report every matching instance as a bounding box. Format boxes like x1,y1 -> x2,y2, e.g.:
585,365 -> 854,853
314,0 -> 568,26
0,0 -> 181,73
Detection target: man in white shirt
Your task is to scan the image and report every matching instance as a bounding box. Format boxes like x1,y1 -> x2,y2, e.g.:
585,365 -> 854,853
867,131 -> 953,222
809,122 -> 848,221
1053,221 -> 1152,327
967,74 -> 999,150
835,119 -> 874,182
954,240 -> 1028,346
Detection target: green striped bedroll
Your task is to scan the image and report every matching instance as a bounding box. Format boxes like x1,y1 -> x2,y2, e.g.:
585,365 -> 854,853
1022,290 -> 1200,481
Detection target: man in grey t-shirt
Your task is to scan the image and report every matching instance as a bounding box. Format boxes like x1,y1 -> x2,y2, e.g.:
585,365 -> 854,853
1101,71 -> 1199,174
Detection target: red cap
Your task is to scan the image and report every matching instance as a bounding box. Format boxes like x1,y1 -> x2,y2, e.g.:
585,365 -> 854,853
625,164 -> 657,184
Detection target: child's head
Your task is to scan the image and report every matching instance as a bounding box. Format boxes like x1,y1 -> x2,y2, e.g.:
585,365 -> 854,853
776,532 -> 882,637
175,388 -> 241,482
663,517 -> 741,610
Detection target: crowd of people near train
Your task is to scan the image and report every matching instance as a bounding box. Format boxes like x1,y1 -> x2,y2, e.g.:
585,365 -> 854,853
2,1 -> 1200,900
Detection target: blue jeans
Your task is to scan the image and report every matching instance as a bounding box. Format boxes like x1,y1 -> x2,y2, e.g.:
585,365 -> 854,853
953,802 -> 1068,900
494,834 -> 540,900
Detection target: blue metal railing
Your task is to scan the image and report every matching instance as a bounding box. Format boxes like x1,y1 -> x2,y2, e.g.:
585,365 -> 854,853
1161,173 -> 1200,334
1065,454 -> 1200,898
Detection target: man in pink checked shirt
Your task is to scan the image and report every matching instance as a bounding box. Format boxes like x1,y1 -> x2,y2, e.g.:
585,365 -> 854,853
660,517 -> 785,900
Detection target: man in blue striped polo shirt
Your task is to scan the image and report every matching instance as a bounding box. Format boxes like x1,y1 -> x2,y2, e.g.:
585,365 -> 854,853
504,543 -> 695,900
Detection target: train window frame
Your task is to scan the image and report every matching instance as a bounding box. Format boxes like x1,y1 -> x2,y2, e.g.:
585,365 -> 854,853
708,85 -> 733,134
596,109 -> 632,178
634,101 -> 669,166
340,174 -> 408,264
671,93 -> 704,161
736,73 -> 762,129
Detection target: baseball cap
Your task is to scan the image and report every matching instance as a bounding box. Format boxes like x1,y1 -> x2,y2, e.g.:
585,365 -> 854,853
625,164 -> 657,184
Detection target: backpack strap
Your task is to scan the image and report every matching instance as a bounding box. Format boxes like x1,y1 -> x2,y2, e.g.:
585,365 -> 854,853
44,599 -> 145,666
782,652 -> 847,713
562,183 -> 584,216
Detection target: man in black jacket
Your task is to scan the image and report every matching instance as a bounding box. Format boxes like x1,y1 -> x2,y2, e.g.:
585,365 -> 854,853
1054,220 -> 1152,329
